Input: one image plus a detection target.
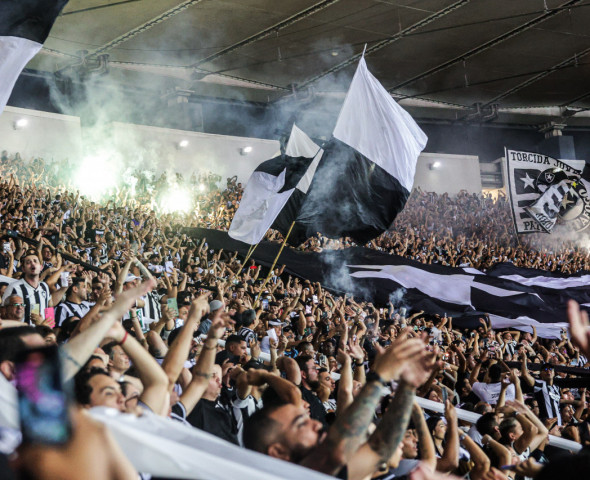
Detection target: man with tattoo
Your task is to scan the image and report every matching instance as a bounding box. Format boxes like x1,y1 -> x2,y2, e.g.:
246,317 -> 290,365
243,336 -> 436,479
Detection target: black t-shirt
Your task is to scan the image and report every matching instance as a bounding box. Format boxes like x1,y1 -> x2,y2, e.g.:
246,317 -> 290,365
186,398 -> 239,445
300,385 -> 327,427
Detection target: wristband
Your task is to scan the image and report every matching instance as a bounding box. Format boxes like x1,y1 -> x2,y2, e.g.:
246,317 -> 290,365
354,360 -> 364,367
202,341 -> 218,350
366,371 -> 389,387
119,331 -> 129,345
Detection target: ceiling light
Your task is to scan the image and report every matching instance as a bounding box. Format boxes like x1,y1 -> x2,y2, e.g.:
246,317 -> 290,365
240,146 -> 253,155
13,118 -> 28,130
331,51 -> 339,57
429,161 -> 441,170
178,139 -> 189,148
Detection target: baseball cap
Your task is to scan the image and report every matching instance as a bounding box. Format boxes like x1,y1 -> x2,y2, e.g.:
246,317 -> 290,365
269,320 -> 286,327
209,300 -> 224,311
124,274 -> 141,283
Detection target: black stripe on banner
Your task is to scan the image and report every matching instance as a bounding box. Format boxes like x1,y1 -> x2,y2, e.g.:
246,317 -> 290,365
0,0 -> 69,44
271,189 -> 308,246
253,155 -> 313,189
296,138 -> 410,244
487,262 -> 590,279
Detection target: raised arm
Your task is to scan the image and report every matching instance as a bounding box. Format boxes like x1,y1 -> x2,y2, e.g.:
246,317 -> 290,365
160,293 -> 210,389
106,318 -> 169,416
303,337 -> 434,477
336,348 -> 354,414
507,400 -> 548,453
437,400 -> 460,473
60,279 -> 155,381
520,356 -> 535,388
178,309 -> 234,415
411,402 -> 437,471
460,431 -> 491,480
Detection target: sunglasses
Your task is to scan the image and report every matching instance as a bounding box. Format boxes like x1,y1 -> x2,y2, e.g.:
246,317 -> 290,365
8,303 -> 26,307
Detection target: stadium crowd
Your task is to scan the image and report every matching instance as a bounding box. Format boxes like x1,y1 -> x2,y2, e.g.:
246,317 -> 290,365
0,152 -> 590,480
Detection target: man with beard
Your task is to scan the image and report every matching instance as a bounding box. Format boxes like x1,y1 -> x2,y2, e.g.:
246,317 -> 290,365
244,337 -> 435,480
296,355 -> 327,427
55,277 -> 93,327
2,251 -> 52,324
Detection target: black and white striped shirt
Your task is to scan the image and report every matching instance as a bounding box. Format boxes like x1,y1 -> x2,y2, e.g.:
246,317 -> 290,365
55,300 -> 93,326
2,279 -> 51,325
534,379 -> 562,425
141,292 -> 162,325
232,394 -> 263,446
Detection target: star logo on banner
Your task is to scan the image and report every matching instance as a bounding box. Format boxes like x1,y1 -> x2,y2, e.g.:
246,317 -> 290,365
521,172 -> 536,190
572,180 -> 578,187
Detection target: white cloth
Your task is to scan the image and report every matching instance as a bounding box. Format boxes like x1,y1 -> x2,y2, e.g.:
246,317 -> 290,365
471,382 -> 515,405
333,57 -> 427,192
0,36 -> 42,114
228,125 -> 320,245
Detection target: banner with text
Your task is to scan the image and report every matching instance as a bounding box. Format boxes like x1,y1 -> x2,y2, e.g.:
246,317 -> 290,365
505,148 -> 589,234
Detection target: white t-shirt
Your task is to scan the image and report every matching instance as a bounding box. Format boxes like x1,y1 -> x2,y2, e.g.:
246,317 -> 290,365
471,381 -> 515,405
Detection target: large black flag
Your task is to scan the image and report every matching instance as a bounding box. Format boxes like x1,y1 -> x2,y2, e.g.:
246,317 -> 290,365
187,227 -> 586,339
294,58 -> 427,244
0,0 -> 69,114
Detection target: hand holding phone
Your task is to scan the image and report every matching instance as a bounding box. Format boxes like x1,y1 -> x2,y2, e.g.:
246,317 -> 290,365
15,345 -> 72,445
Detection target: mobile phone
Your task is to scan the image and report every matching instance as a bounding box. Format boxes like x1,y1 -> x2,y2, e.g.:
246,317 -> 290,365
44,307 -> 55,328
31,304 -> 40,316
15,345 -> 72,445
262,299 -> 269,311
399,307 -> 407,316
60,271 -> 70,286
232,292 -> 237,299
167,298 -> 179,317
499,465 -> 517,471
442,386 -> 448,403
3,242 -> 10,253
135,308 -> 146,332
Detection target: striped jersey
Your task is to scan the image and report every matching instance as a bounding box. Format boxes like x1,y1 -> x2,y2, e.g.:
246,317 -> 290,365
2,279 -> 51,325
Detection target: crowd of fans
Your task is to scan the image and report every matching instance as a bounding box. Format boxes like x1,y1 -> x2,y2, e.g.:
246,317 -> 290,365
1,152 -> 590,480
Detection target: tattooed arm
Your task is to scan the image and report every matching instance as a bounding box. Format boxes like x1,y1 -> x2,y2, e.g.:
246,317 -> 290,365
300,337 -> 429,476
300,380 -> 384,475
347,381 -> 416,480
409,402 -> 436,471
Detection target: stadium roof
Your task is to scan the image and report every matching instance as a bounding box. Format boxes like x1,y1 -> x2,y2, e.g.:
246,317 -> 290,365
27,0 -> 590,127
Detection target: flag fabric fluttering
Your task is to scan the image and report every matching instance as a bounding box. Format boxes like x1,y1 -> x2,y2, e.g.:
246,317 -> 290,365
295,57 -> 428,244
505,148 -> 590,234
0,0 -> 70,115
187,227 -> 589,340
228,125 -> 321,245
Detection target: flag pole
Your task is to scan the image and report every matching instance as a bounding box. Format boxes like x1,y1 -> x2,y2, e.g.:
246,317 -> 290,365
242,242 -> 259,266
254,221 -> 296,307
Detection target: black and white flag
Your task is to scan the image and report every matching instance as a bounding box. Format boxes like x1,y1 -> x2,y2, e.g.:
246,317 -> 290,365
190,226 -> 585,339
0,0 -> 69,115
228,125 -> 321,245
505,148 -> 590,233
295,58 -> 428,244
